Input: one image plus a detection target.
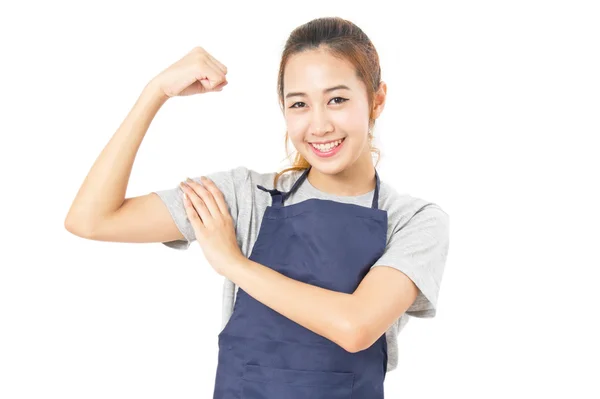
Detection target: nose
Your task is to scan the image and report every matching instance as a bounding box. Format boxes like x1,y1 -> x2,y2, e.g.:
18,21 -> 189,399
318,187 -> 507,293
309,107 -> 334,137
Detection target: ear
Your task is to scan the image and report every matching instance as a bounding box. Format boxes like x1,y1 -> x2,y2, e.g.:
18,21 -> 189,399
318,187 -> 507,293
371,81 -> 387,119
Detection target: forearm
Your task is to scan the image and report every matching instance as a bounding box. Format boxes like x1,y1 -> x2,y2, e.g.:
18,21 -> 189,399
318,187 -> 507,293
65,81 -> 168,233
224,258 -> 360,352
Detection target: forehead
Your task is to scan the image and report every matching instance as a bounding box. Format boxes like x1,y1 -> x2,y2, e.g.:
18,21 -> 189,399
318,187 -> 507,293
283,49 -> 358,92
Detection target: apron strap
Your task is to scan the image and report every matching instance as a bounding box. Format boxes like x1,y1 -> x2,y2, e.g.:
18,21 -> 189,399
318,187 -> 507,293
256,167 -> 310,208
282,166 -> 311,203
256,185 -> 284,207
372,170 -> 381,210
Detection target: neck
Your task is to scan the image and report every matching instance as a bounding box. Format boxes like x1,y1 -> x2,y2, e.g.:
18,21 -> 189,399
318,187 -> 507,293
306,154 -> 376,197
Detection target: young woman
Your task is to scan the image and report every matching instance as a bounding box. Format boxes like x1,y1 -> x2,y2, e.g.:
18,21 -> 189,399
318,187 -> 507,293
65,16 -> 449,399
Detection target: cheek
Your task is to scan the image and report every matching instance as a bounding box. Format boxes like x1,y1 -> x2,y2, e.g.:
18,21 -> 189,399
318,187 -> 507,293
344,104 -> 369,124
288,131 -> 304,147
285,116 -> 304,138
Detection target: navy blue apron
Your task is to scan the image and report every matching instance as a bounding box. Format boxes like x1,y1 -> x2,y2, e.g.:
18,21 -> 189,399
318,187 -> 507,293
213,166 -> 389,399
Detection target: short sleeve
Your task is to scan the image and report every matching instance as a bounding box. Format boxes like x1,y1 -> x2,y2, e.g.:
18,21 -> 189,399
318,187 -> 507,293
152,166 -> 249,250
370,204 -> 450,318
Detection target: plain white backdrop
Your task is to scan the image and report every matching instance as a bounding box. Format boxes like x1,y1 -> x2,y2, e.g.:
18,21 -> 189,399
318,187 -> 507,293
1,0 -> 599,398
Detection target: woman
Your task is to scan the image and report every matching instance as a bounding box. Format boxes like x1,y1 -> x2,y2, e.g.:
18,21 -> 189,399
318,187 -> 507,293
65,16 -> 449,399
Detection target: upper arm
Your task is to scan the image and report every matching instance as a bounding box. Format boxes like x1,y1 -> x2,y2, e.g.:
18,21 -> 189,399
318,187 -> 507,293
77,166 -> 248,249
67,192 -> 188,244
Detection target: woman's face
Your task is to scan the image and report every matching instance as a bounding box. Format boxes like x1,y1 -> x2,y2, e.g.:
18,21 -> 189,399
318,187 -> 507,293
282,49 -> 383,176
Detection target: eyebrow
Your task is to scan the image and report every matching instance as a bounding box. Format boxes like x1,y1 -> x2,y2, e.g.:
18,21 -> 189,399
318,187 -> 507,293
285,85 -> 351,99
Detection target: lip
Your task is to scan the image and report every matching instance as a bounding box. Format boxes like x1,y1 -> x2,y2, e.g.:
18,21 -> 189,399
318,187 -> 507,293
308,138 -> 345,158
309,138 -> 345,145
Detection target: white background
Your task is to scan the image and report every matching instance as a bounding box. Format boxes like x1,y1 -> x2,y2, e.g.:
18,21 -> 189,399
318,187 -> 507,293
1,0 -> 599,398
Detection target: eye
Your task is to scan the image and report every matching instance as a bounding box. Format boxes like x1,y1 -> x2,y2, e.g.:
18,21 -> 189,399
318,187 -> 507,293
289,97 -> 349,109
289,101 -> 306,109
330,97 -> 348,105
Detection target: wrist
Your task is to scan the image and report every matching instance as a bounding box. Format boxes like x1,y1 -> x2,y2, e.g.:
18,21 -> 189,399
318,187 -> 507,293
221,255 -> 250,280
144,79 -> 170,104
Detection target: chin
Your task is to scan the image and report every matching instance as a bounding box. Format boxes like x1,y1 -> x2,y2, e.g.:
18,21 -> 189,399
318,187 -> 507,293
303,154 -> 348,175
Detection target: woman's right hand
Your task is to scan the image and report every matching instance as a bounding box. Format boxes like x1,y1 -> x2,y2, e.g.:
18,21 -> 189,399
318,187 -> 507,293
151,46 -> 228,98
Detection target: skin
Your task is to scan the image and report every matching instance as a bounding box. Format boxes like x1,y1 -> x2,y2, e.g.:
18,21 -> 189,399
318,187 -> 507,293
180,49 -> 419,354
282,47 -> 386,196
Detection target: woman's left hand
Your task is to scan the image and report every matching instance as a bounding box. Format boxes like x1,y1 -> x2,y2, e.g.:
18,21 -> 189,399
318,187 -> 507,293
180,176 -> 245,276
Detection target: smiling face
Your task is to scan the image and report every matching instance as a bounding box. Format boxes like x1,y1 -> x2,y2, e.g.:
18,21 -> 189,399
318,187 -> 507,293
282,48 -> 385,176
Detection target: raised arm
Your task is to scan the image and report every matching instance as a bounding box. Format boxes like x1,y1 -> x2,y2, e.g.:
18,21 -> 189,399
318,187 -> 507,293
64,47 -> 228,243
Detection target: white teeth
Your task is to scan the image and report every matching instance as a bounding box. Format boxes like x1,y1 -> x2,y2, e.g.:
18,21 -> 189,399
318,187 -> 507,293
310,139 -> 343,152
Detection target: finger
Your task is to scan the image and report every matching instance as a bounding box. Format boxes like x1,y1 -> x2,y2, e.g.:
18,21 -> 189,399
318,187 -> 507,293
183,179 -> 221,222
181,190 -> 204,231
180,181 -> 211,226
206,53 -> 227,75
212,80 -> 228,91
199,58 -> 226,90
200,177 -> 230,216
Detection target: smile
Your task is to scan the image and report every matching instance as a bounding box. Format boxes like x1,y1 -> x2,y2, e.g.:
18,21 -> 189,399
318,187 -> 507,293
309,138 -> 345,157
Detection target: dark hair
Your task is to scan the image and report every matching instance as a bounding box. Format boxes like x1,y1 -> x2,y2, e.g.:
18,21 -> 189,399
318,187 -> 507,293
273,16 -> 383,188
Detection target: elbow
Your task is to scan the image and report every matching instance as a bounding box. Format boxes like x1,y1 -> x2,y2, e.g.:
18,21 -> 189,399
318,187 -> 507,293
346,331 -> 369,354
339,318 -> 369,354
64,215 -> 95,238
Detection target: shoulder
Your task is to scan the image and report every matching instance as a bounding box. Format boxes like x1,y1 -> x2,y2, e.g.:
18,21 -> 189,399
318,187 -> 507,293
378,179 -> 449,233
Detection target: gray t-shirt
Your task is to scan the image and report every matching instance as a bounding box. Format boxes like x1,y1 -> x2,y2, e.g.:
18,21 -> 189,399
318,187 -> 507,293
153,166 -> 449,373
